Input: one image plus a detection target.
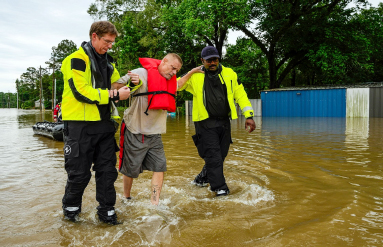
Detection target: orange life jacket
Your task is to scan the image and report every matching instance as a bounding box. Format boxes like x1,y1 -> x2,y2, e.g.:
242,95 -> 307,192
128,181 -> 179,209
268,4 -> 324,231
135,58 -> 177,115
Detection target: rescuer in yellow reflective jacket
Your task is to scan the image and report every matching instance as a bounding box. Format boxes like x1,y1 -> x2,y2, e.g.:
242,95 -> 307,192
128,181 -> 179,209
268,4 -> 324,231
177,46 -> 256,197
60,21 -> 131,225
61,45 -> 120,121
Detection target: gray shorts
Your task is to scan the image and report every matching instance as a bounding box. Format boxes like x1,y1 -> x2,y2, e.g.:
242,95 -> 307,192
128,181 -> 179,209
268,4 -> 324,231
119,128 -> 166,178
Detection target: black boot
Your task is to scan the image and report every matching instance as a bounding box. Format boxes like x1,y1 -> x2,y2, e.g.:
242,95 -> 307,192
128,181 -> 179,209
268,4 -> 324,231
97,210 -> 120,225
63,206 -> 81,222
193,165 -> 209,187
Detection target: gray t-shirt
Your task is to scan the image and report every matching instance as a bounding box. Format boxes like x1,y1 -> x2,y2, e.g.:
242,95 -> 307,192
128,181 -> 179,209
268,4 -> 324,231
116,68 -> 167,135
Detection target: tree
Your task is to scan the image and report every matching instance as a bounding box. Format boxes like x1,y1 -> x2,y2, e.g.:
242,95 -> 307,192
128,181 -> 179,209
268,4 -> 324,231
160,0 -> 230,58
87,0 -> 204,71
87,0 -> 201,107
46,39 -> 78,108
18,68 -> 39,108
161,0 -> 370,88
86,0 -> 382,94
225,38 -> 269,98
300,5 -> 374,85
358,3 -> 383,82
0,92 -> 17,108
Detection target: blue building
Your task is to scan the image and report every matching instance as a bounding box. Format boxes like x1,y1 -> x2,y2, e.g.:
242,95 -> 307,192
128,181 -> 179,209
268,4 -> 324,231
261,83 -> 383,117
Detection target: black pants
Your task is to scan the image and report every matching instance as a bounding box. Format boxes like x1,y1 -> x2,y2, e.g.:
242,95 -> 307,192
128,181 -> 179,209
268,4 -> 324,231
193,118 -> 231,191
62,121 -> 118,214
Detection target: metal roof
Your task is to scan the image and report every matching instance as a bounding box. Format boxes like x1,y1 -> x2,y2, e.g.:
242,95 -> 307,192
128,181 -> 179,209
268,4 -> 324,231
261,82 -> 383,92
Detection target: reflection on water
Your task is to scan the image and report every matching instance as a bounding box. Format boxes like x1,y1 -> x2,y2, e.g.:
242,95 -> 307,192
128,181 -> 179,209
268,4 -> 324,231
0,109 -> 382,246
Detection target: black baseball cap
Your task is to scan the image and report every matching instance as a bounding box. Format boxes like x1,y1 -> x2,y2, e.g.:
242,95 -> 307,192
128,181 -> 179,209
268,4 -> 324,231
201,46 -> 220,60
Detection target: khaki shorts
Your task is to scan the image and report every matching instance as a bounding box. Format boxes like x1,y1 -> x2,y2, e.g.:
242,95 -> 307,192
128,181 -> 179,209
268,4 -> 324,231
119,128 -> 166,178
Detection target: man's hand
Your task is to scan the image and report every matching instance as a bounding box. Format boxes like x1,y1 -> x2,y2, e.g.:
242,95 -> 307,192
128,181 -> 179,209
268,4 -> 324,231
118,86 -> 131,100
177,65 -> 205,90
128,71 -> 140,85
109,89 -> 118,98
245,118 -> 256,133
191,65 -> 205,74
109,89 -> 119,102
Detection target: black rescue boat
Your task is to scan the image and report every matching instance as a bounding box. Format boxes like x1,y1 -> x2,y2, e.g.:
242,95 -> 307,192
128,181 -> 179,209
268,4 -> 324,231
32,121 -> 64,141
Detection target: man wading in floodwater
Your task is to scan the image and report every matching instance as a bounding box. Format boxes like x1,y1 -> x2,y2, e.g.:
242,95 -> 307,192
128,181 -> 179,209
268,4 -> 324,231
177,46 -> 256,197
112,53 -> 183,205
60,21 -> 131,225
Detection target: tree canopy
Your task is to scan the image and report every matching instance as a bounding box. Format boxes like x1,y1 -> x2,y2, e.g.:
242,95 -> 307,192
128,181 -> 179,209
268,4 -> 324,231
87,0 -> 382,95
13,40 -> 77,109
8,0 -> 383,109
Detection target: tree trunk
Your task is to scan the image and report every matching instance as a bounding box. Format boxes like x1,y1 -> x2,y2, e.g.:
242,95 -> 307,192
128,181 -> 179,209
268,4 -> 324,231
268,52 -> 277,89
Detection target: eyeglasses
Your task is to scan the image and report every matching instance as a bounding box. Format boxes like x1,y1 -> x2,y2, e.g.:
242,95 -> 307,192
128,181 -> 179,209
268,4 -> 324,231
97,34 -> 115,46
205,57 -> 219,63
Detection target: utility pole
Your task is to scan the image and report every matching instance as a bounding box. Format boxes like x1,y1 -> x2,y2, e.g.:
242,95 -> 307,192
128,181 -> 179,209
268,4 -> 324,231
51,60 -> 55,111
54,78 -> 57,107
16,80 -> 19,109
39,66 -> 42,113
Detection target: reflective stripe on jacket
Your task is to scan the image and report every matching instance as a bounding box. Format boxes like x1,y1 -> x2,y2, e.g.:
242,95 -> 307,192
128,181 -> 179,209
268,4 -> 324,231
178,65 -> 254,121
61,45 -> 120,121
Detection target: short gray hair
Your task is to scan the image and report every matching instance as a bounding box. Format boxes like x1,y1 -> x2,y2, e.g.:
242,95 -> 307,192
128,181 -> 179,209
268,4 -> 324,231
164,53 -> 183,66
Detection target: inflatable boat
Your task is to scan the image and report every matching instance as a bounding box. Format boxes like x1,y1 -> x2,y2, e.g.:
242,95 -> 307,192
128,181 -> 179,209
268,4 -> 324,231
32,121 -> 64,141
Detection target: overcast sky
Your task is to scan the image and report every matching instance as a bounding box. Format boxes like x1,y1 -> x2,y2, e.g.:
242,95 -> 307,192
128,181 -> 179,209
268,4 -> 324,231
0,0 -> 95,93
0,0 -> 381,93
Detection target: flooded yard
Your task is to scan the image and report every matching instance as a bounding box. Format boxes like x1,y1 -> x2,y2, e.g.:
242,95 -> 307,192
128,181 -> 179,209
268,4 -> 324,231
0,108 -> 382,246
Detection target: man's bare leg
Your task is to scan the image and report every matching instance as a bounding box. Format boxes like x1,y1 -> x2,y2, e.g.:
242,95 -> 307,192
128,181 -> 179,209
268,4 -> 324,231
151,172 -> 164,205
123,175 -> 134,199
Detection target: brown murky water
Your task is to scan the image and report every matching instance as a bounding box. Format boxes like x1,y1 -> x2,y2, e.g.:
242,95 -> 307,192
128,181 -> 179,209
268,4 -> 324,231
0,108 -> 382,246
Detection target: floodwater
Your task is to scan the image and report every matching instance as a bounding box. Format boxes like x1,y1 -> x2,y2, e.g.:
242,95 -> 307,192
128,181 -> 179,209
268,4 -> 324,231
0,108 -> 382,247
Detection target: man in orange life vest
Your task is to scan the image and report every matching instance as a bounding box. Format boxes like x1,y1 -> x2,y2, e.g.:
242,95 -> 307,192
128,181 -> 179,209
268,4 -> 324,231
112,53 -> 183,205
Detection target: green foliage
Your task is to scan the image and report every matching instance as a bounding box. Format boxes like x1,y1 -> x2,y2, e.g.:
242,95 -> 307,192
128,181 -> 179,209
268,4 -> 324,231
14,39 -> 77,109
49,39 -> 77,65
160,0 -> 231,57
159,3 -> 205,72
303,5 -> 374,85
0,92 -> 17,108
87,0 -> 383,91
360,3 -> 383,82
21,100 -> 34,109
18,67 -> 41,108
224,38 -> 269,98
11,1 -> 383,112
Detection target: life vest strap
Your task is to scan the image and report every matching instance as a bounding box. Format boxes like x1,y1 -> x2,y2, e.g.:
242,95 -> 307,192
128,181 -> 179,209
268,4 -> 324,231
134,91 -> 176,115
133,91 -> 175,98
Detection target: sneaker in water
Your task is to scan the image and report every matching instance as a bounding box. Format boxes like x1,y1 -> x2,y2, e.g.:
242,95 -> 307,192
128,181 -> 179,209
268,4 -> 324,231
216,189 -> 230,197
97,210 -> 121,225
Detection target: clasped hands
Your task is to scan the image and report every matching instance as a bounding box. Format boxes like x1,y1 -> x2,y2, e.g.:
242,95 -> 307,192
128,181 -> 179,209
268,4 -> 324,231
109,71 -> 140,102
